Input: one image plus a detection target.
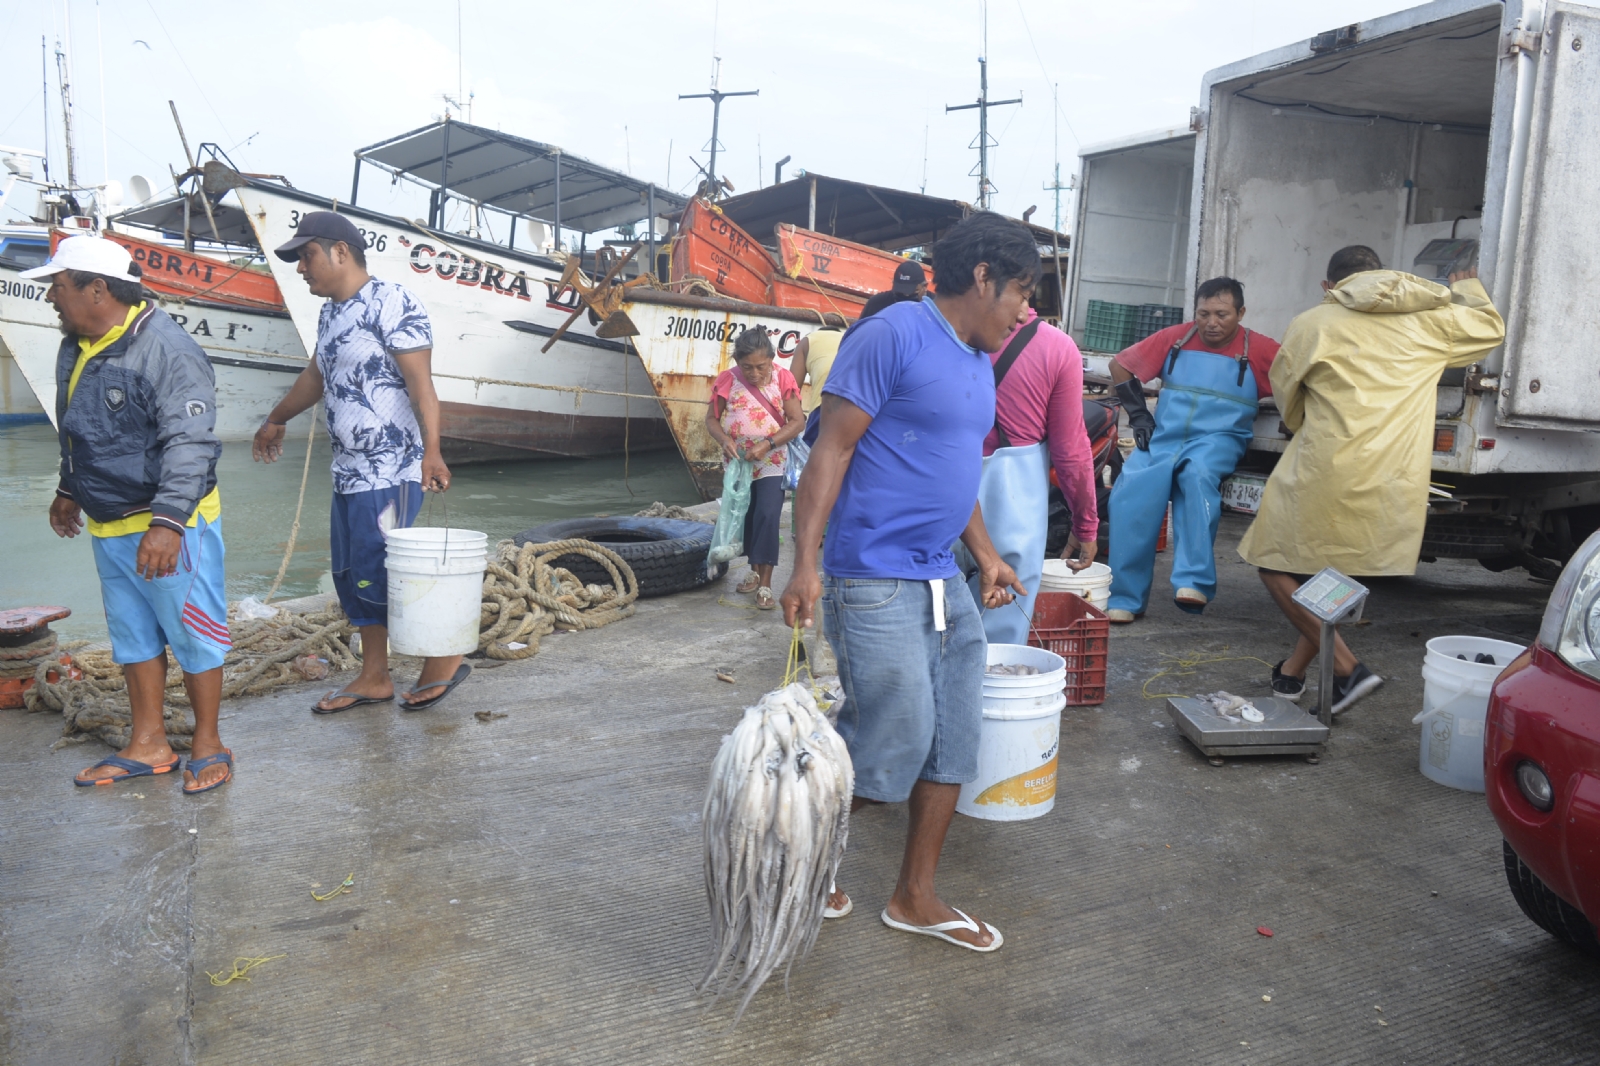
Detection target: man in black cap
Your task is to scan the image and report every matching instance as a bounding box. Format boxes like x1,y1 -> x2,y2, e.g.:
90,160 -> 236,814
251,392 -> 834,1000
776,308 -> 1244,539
251,211 -> 471,714
857,259 -> 928,321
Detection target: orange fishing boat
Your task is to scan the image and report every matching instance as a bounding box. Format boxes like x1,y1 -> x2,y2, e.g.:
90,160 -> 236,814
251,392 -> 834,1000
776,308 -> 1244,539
50,228 -> 287,312
669,198 -> 774,306
769,275 -> 866,319
774,223 -> 908,299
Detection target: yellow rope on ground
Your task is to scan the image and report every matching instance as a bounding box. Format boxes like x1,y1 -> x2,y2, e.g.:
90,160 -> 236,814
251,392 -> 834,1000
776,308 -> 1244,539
311,874 -> 354,902
1141,649 -> 1279,700
207,954 -> 287,986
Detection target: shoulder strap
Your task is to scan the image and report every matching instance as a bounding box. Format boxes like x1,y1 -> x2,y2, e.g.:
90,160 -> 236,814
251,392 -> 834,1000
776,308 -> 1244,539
1162,323 -> 1203,377
732,365 -> 786,425
1237,329 -> 1251,387
991,318 -> 1044,448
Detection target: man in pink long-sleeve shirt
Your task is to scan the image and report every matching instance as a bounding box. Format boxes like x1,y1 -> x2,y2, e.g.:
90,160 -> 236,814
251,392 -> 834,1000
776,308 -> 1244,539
964,308 -> 1098,645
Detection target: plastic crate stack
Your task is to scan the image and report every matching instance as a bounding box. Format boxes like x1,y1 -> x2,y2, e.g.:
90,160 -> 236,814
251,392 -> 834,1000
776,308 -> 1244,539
1027,592 -> 1109,705
1083,300 -> 1140,353
1134,303 -> 1185,342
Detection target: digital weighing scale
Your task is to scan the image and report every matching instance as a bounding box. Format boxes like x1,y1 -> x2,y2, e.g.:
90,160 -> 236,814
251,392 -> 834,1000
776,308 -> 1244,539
1166,568 -> 1369,765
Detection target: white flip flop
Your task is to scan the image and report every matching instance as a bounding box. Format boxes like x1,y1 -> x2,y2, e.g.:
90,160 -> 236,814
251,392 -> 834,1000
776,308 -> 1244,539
823,883 -> 852,919
880,906 -> 1003,952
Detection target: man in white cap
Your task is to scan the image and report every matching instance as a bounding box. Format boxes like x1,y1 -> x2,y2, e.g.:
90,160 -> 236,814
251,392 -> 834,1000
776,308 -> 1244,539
32,235 -> 235,794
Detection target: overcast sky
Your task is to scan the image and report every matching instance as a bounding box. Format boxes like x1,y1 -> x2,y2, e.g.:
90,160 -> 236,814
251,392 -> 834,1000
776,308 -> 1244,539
3,0 -> 1418,236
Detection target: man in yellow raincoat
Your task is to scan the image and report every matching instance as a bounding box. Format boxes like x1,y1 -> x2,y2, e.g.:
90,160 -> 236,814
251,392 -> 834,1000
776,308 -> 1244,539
1238,245 -> 1505,716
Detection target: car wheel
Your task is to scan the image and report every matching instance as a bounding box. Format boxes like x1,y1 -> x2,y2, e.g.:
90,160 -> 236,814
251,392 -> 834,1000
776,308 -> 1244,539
513,517 -> 726,598
1502,840 -> 1600,955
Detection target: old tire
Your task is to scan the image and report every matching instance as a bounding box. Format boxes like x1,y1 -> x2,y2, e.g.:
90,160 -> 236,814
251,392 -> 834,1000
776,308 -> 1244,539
513,517 -> 725,598
1502,840 -> 1600,956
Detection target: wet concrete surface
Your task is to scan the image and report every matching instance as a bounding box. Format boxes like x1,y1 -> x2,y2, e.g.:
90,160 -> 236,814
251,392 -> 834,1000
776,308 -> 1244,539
2,514 -> 1597,1064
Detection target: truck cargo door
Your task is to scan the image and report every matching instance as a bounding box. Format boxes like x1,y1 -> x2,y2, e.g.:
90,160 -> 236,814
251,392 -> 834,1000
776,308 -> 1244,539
1498,3 -> 1600,430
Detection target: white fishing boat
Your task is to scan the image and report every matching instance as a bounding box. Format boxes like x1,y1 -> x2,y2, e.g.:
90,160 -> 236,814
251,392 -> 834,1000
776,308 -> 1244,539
0,218 -> 312,439
228,121 -> 693,461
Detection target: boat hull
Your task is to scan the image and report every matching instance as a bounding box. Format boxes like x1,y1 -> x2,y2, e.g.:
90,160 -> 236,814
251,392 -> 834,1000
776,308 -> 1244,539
775,223 -> 906,299
670,198 -> 774,304
0,260 -> 313,439
234,184 -> 673,463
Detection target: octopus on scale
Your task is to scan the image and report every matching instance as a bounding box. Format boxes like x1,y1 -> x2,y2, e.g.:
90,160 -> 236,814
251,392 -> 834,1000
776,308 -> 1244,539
699,682 -> 854,1021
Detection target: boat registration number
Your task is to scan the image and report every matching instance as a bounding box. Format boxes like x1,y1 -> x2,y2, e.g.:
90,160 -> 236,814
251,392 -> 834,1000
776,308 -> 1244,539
0,279 -> 45,301
661,315 -> 801,355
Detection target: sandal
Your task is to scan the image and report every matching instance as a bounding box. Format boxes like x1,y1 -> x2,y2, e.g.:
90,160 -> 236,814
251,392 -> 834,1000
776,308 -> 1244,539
736,573 -> 761,594
880,906 -> 1003,953
182,749 -> 234,795
74,753 -> 181,788
756,586 -> 776,610
401,663 -> 473,711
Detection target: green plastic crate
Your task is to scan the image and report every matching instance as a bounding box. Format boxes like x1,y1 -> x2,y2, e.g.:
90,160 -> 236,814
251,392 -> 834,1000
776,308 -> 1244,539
1083,300 -> 1139,352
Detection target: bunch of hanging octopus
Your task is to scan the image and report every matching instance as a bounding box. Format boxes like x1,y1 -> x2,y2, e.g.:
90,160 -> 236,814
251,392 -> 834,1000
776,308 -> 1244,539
700,681 -> 853,1021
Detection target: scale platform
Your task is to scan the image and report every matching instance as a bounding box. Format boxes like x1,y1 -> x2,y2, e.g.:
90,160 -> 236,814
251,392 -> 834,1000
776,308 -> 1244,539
1167,696 -> 1329,764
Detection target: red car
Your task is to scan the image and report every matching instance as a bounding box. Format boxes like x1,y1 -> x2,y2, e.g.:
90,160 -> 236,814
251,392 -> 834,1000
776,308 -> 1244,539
1485,528 -> 1600,956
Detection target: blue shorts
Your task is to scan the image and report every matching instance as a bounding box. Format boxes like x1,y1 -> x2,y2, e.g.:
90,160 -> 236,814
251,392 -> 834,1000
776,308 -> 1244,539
331,483 -> 423,627
822,575 -> 986,803
91,515 -> 230,673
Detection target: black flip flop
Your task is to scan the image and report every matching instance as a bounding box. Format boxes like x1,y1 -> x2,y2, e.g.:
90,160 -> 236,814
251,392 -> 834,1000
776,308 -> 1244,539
313,689 -> 395,715
401,663 -> 473,712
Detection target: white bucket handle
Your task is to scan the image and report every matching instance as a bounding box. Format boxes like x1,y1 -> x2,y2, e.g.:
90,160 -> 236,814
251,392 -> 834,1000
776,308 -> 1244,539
1411,673 -> 1474,725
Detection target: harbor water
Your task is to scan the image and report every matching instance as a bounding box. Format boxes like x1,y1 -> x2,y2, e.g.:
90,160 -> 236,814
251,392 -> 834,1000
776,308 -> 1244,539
0,422 -> 697,643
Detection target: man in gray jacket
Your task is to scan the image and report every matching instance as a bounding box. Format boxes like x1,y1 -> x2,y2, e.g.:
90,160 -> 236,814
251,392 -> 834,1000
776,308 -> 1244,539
28,235 -> 234,794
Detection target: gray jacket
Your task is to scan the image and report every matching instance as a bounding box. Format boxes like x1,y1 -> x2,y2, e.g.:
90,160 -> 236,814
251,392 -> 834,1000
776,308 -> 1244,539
56,303 -> 220,533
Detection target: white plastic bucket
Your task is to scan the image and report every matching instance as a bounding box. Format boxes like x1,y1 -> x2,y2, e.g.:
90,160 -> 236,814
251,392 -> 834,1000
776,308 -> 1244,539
959,643 -> 1067,821
384,528 -> 489,657
1413,635 -> 1524,792
1040,560 -> 1112,611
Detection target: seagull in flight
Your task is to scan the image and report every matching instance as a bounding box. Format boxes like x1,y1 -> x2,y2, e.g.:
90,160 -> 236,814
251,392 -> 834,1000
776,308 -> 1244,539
132,39 -> 151,49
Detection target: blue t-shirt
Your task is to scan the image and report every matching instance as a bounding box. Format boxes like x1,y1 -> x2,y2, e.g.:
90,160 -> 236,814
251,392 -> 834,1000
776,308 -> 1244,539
315,277 -> 434,494
820,298 -> 994,580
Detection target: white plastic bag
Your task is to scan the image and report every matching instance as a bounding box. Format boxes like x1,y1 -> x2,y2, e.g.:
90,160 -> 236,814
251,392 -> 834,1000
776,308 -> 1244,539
782,437 -> 810,492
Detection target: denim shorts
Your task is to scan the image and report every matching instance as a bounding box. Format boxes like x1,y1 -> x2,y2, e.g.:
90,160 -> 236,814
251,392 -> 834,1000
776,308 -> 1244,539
822,574 -> 986,802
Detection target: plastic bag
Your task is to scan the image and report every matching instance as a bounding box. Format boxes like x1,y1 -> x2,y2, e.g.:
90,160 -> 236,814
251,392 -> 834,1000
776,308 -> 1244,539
235,595 -> 279,620
708,458 -> 754,570
782,437 -> 810,492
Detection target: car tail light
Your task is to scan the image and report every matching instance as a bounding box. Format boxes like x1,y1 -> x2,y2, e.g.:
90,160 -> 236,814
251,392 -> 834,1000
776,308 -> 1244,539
1515,761 -> 1555,812
1434,426 -> 1457,453
1539,528 -> 1600,681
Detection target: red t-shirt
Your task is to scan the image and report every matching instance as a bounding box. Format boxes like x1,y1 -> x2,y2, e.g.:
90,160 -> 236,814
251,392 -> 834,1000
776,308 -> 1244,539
1116,324 -> 1280,398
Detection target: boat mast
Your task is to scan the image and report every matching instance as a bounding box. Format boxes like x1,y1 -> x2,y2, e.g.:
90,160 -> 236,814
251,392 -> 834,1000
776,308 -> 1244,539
678,57 -> 757,199
945,1 -> 1020,210
1043,83 -> 1069,320
55,26 -> 77,192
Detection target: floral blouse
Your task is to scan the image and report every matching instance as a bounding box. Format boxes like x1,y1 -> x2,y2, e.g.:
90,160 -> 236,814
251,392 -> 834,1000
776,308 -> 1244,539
711,365 -> 800,479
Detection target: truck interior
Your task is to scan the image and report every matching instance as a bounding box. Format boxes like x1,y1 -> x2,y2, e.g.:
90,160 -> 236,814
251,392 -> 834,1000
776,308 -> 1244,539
1198,4 -> 1501,341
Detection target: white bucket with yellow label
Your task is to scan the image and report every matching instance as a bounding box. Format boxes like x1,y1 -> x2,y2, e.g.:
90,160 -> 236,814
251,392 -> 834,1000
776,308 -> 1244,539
958,644 -> 1067,822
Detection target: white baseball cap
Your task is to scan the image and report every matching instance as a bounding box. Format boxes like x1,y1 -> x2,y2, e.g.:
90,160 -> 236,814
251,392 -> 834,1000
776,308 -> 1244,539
19,234 -> 140,283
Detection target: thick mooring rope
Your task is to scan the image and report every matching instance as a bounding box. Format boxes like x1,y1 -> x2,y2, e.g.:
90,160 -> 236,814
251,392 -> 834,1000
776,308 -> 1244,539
26,539 -> 640,748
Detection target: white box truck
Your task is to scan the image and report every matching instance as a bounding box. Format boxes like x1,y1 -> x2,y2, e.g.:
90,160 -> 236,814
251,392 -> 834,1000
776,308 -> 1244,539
1069,0 -> 1600,576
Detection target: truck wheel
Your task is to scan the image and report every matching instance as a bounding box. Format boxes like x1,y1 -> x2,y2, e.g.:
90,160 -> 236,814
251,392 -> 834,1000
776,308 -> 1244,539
1502,840 -> 1600,955
513,517 -> 726,598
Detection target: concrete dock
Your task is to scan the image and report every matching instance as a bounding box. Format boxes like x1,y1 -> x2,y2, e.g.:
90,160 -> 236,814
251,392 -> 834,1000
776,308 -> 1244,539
2,515 -> 1596,1064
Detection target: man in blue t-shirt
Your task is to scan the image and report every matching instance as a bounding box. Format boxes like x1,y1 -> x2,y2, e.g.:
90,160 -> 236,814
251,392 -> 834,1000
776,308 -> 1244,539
781,212 -> 1038,954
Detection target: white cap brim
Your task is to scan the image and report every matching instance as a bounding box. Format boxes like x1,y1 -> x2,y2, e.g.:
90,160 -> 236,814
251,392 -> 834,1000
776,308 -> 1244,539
17,262 -> 66,281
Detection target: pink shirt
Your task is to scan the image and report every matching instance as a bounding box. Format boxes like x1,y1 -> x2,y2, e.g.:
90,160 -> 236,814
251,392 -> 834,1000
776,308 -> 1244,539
712,365 -> 801,479
1116,323 -> 1280,397
983,311 -> 1099,542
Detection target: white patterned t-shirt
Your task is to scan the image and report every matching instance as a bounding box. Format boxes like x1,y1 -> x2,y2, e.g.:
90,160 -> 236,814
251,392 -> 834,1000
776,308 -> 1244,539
315,277 -> 434,494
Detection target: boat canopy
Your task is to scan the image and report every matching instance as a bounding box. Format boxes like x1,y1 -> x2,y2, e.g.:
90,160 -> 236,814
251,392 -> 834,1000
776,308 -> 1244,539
717,174 -> 1069,253
352,119 -> 686,235
109,194 -> 260,247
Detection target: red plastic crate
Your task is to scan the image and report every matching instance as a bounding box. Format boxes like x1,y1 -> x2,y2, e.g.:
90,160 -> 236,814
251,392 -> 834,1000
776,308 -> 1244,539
1027,591 -> 1109,706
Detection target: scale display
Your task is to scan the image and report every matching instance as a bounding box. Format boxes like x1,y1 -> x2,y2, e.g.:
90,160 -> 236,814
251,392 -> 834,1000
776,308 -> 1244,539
1291,568 -> 1369,624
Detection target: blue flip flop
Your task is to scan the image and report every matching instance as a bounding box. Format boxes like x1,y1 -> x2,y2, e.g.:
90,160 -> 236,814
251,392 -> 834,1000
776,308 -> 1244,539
401,663 -> 473,712
182,749 -> 234,795
313,689 -> 394,715
74,753 -> 182,787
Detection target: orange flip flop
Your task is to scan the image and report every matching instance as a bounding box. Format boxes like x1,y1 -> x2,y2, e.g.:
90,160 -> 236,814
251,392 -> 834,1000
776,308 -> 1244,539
74,753 -> 182,787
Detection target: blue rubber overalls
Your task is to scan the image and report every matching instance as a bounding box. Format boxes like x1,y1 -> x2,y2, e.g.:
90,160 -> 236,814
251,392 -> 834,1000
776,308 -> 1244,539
1107,327 -> 1257,615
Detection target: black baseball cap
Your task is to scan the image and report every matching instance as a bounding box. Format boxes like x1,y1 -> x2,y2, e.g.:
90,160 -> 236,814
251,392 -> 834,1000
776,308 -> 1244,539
273,211 -> 365,262
892,259 -> 926,293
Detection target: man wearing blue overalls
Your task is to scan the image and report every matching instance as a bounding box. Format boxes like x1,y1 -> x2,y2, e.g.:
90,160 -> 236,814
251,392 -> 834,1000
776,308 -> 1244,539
1105,278 -> 1280,623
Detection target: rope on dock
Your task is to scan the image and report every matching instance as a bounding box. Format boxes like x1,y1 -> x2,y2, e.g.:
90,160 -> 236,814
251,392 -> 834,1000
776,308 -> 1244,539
26,539 -> 640,746
430,371 -> 710,406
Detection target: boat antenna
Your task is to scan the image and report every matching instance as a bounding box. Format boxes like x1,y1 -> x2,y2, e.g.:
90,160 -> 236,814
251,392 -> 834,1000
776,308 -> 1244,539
921,118 -> 929,195
1043,82 -> 1068,319
97,1 -> 109,190
679,51 -> 756,199
55,29 -> 77,191
945,0 -> 1020,210
40,36 -> 50,184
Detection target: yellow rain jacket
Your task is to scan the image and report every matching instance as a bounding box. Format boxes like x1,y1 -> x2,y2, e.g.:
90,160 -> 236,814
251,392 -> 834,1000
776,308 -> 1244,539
1238,270 -> 1505,577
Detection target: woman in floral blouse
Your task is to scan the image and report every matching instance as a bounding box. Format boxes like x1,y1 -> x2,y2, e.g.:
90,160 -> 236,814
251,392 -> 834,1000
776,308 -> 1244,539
704,328 -> 804,609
